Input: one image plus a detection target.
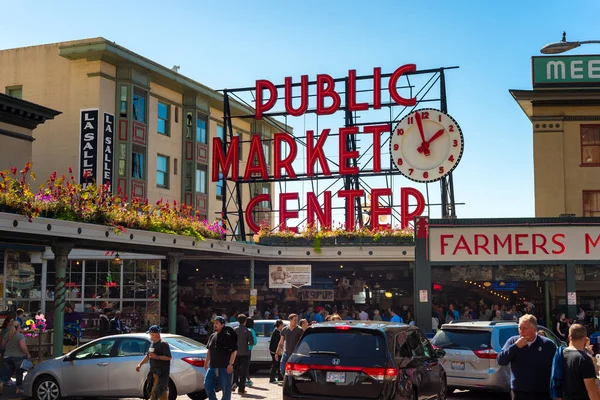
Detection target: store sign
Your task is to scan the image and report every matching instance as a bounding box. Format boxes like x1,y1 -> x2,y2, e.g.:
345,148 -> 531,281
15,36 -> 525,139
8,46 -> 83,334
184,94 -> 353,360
212,66 -> 428,233
533,55 -> 600,86
490,281 -> 519,291
302,289 -> 334,301
430,226 -> 600,262
102,113 -> 114,190
79,109 -> 99,187
269,265 -> 311,288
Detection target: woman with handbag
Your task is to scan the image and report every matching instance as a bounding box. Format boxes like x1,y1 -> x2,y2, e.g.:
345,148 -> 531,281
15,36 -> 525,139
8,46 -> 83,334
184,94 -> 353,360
0,321 -> 31,394
0,315 -> 15,375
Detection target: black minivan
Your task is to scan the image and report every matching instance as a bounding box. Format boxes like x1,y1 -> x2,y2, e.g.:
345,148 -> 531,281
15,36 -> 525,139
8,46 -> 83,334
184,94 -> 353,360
283,321 -> 447,400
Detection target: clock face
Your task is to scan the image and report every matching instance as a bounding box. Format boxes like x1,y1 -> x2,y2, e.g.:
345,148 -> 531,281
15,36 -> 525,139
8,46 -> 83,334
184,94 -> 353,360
390,108 -> 464,183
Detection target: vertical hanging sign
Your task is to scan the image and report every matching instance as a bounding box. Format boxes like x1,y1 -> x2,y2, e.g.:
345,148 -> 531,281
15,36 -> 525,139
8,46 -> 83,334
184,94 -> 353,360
102,113 -> 115,190
79,109 -> 99,187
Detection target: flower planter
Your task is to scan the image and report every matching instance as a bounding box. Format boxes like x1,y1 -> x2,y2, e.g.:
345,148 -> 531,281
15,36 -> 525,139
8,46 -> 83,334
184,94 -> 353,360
336,236 -> 363,246
259,237 -> 312,247
371,237 -> 415,246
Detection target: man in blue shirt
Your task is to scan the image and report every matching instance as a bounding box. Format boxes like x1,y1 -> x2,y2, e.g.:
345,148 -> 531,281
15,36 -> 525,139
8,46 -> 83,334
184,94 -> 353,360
497,314 -> 556,400
389,309 -> 403,323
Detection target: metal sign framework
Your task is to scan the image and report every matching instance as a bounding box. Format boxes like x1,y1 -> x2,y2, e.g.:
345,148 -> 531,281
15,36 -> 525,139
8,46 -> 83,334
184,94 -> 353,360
219,66 -> 460,241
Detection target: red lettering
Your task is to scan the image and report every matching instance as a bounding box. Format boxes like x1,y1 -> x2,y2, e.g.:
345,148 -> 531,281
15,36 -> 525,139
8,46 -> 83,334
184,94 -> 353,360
273,133 -> 297,179
363,125 -> 388,173
338,189 -> 364,229
388,64 -> 417,106
245,194 -> 270,233
243,135 -> 268,180
284,75 -> 309,116
307,191 -> 332,228
373,67 -> 382,109
515,233 -> 529,255
552,233 -> 566,255
453,235 -> 473,255
370,188 -> 392,230
212,137 -> 238,182
400,187 -> 425,229
440,234 -> 453,255
346,69 -> 369,112
532,234 -> 549,255
585,233 -> 600,254
306,129 -> 332,177
474,234 -> 491,255
493,234 -> 512,254
316,74 -> 341,115
279,192 -> 299,233
255,80 -> 277,120
339,127 -> 359,175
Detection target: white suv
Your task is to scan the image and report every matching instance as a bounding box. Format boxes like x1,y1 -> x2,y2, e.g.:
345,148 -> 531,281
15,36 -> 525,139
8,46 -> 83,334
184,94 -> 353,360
228,319 -> 289,372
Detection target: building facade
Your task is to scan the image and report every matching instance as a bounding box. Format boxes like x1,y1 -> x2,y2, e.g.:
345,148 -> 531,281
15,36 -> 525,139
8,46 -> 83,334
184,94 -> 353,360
0,38 -> 278,232
511,54 -> 600,217
0,93 -> 60,171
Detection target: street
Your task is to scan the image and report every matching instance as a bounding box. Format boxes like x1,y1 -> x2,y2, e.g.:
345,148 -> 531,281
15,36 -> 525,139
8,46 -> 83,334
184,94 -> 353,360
1,372 -> 510,400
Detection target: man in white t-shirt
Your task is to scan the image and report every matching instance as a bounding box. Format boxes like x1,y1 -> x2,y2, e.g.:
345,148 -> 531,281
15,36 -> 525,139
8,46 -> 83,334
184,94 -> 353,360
358,309 -> 369,321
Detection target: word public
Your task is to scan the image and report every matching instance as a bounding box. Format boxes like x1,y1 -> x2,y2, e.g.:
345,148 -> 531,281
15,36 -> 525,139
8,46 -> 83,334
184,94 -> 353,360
213,65 -> 426,233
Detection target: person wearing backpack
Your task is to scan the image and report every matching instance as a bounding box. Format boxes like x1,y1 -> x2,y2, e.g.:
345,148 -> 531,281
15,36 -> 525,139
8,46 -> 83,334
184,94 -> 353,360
232,314 -> 253,395
553,324 -> 600,400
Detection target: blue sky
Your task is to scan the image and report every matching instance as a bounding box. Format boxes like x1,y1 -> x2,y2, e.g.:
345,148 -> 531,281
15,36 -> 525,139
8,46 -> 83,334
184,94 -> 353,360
2,0 -> 600,222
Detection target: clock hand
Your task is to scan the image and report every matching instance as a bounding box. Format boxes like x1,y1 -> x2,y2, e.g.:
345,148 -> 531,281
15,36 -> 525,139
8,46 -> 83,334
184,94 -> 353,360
415,111 -> 426,144
418,128 -> 445,157
426,128 -> 445,144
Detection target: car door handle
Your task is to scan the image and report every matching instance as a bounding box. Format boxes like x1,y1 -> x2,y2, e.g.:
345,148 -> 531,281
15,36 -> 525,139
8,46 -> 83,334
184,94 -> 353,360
97,362 -> 108,367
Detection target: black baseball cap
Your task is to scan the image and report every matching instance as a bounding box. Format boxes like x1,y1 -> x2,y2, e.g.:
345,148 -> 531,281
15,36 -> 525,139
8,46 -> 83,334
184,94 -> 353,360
215,316 -> 226,324
147,325 -> 161,333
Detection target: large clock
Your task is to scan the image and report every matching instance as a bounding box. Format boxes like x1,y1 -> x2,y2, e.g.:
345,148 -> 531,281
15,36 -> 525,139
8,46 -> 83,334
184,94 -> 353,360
390,108 -> 464,183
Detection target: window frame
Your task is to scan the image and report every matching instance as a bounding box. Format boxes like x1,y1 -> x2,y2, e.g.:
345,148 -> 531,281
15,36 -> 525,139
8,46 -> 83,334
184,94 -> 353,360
583,190 -> 600,217
132,146 -> 145,180
72,338 -> 118,360
6,85 -> 22,99
196,113 -> 207,144
157,102 -> 170,136
115,338 -> 150,357
196,165 -> 207,194
132,87 -> 147,124
156,154 -> 169,189
580,124 -> 600,166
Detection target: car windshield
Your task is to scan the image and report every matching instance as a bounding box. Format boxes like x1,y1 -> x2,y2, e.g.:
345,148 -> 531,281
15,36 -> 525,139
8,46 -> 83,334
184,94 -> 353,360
296,329 -> 386,360
431,329 -> 491,350
163,336 -> 207,351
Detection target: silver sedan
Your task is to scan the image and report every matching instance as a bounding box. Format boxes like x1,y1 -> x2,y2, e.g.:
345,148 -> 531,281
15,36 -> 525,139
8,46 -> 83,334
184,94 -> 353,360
23,333 -> 210,400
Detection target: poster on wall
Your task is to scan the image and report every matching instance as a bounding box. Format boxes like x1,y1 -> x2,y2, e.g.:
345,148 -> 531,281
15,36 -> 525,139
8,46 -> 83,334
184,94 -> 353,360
302,289 -> 334,302
567,292 -> 577,306
269,265 -> 311,288
102,113 -> 114,190
79,109 -> 99,186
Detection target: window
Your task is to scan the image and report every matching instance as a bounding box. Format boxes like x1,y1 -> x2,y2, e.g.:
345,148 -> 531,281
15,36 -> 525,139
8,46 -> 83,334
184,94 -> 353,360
196,113 -> 207,143
216,173 -> 224,198
117,338 -> 149,356
581,125 -> 600,165
120,86 -> 128,117
156,155 -> 169,188
6,86 -> 22,99
174,158 -> 178,176
73,338 -> 117,360
133,87 -> 147,123
163,336 -> 207,351
431,329 -> 491,351
583,191 -> 600,216
175,106 -> 179,123
118,144 -> 127,177
262,186 -> 270,208
217,125 -> 224,140
132,149 -> 144,179
157,102 -> 169,135
406,331 -> 425,357
196,166 -> 207,194
122,260 -> 160,299
295,329 -> 386,361
262,134 -> 270,163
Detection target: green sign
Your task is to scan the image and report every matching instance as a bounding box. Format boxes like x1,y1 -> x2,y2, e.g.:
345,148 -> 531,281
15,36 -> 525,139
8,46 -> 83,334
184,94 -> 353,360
533,55 -> 600,85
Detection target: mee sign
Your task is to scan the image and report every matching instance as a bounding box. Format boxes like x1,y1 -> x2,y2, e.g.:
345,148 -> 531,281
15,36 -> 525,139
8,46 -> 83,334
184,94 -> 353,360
212,65 -> 427,233
429,226 -> 600,262
533,55 -> 600,86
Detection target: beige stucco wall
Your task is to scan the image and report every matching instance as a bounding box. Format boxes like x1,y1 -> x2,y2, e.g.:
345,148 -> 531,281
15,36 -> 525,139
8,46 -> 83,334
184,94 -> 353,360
0,43 -> 114,183
146,83 -> 183,205
0,122 -> 34,171
533,104 -> 600,216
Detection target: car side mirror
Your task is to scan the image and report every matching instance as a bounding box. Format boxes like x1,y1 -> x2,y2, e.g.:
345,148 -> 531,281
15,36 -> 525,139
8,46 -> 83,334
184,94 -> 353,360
434,348 -> 446,359
63,355 -> 73,362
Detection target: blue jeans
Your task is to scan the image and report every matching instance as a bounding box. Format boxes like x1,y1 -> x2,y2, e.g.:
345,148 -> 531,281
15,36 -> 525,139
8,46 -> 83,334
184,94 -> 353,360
1,356 -> 24,388
204,367 -> 232,400
279,353 -> 290,379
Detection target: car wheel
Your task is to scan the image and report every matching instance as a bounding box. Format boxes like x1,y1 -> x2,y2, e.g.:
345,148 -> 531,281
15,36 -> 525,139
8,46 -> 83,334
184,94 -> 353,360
447,386 -> 455,396
438,376 -> 447,399
168,380 -> 177,400
188,390 -> 208,400
33,376 -> 61,400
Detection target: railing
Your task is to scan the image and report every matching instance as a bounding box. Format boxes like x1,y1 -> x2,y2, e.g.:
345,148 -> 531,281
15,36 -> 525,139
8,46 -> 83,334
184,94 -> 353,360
25,329 -> 54,363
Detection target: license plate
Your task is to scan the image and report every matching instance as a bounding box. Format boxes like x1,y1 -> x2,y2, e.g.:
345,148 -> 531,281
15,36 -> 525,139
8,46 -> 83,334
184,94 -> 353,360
451,361 -> 465,371
326,371 -> 346,383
